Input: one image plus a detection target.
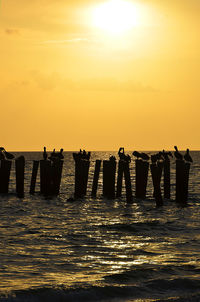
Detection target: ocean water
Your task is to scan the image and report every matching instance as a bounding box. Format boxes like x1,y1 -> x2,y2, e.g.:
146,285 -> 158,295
1,151 -> 200,302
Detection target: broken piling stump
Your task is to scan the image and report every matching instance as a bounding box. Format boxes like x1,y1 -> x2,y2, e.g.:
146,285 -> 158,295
0,160 -> 12,194
91,160 -> 101,197
116,160 -> 124,198
30,160 -> 39,194
164,159 -> 170,199
135,159 -> 149,199
176,160 -> 190,205
150,163 -> 163,207
103,159 -> 116,199
15,156 -> 25,198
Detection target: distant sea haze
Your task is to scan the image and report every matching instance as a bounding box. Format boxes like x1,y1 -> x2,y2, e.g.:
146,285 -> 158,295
0,151 -> 200,302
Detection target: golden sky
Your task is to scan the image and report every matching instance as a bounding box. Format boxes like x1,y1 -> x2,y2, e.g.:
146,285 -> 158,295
0,0 -> 199,151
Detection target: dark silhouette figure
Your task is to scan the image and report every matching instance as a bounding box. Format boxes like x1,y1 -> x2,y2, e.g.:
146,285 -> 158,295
118,148 -> 131,162
132,151 -> 149,161
184,149 -> 193,163
109,155 -> 116,162
151,152 -> 163,164
73,149 -> 91,161
174,146 -> 183,161
162,150 -> 173,161
0,148 -> 6,160
140,152 -> 150,161
49,148 -> 64,162
43,147 -> 48,160
0,147 -> 14,160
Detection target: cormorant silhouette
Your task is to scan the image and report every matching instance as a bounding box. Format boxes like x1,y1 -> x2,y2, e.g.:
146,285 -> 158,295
184,149 -> 193,163
162,150 -> 173,161
151,152 -> 164,164
132,151 -> 149,161
174,146 -> 183,160
43,147 -> 48,160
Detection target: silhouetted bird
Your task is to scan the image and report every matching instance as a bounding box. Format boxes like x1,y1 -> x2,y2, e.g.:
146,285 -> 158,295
0,147 -> 14,160
162,150 -> 173,161
184,149 -> 193,163
109,155 -> 116,162
174,146 -> 183,160
0,148 -> 5,160
132,151 -> 141,159
43,147 -> 48,160
151,152 -> 164,164
140,152 -> 150,161
133,151 -> 149,161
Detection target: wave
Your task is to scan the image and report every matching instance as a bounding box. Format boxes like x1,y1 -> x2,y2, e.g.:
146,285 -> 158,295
1,277 -> 200,302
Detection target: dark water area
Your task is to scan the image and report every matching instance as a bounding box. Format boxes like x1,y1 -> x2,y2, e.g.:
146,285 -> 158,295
1,151 -> 200,302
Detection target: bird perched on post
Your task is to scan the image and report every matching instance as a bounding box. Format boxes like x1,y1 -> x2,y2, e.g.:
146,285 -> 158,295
151,152 -> 163,164
184,149 -> 193,163
174,146 -> 183,161
162,150 -> 173,161
43,147 -> 48,160
132,151 -> 149,161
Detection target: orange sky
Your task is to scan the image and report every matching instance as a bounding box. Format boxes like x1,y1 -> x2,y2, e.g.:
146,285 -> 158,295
0,0 -> 199,151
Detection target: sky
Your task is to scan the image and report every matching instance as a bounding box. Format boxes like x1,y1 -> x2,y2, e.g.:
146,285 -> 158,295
0,0 -> 199,151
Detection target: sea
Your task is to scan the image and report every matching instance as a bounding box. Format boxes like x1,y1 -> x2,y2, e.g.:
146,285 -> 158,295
1,151 -> 200,302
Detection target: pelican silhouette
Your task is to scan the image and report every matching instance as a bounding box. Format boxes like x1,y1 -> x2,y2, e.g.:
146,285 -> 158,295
174,146 -> 183,160
43,147 -> 48,160
184,149 -> 193,163
132,151 -> 149,161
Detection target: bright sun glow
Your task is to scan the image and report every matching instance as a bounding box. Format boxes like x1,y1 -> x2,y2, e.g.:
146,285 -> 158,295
92,0 -> 141,35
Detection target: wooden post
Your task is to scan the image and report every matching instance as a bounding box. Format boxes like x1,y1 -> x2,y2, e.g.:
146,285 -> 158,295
74,159 -> 82,198
82,159 -> 90,196
116,160 -> 124,198
40,160 -> 52,196
164,159 -> 170,199
74,159 -> 90,198
135,160 -> 149,199
30,160 -> 39,194
91,160 -> 101,197
15,156 -> 25,198
176,160 -> 183,204
123,161 -> 133,202
150,163 -> 163,206
176,160 -> 190,205
51,160 -> 63,195
0,160 -> 12,194
103,160 -> 116,199
183,162 -> 190,203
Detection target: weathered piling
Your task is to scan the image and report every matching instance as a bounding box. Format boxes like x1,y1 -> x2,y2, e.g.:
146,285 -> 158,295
0,160 -> 12,194
176,160 -> 190,204
51,160 -> 63,195
74,158 -> 90,198
82,160 -> 90,196
150,163 -> 163,206
40,160 -> 52,196
116,160 -> 124,198
183,162 -> 190,203
30,160 -> 39,194
135,160 -> 149,199
123,161 -> 133,202
103,160 -> 116,199
164,159 -> 170,199
91,160 -> 101,197
15,156 -> 25,198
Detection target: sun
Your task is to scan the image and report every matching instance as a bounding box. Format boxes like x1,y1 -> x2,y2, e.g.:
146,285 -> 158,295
92,0 -> 141,35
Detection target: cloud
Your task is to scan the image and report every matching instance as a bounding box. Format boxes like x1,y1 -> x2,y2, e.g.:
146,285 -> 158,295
41,38 -> 91,44
30,70 -> 156,93
5,28 -> 20,35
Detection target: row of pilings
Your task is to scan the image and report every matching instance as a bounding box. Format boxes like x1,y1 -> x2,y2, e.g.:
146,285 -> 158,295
0,158 -> 63,198
74,157 -> 191,206
0,155 -> 190,205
